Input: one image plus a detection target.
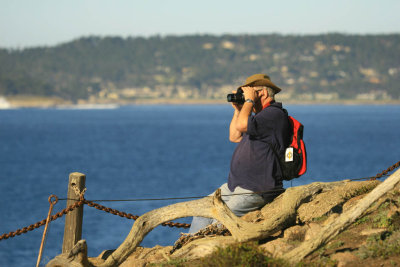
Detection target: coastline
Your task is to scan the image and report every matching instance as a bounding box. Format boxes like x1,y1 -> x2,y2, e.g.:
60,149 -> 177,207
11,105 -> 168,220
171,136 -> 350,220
2,95 -> 400,109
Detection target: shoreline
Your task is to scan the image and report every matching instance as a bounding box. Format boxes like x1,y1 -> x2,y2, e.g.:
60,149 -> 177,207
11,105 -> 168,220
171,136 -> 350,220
2,96 -> 400,109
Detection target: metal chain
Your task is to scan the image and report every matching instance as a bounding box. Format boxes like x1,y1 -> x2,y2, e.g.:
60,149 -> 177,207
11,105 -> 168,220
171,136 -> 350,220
370,160 -> 400,180
0,196 -> 188,242
83,199 -> 190,228
0,198 -> 84,241
171,224 -> 230,254
71,185 -> 190,228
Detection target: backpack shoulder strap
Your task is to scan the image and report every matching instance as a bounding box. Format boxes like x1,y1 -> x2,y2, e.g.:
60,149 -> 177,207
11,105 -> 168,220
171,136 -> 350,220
267,103 -> 288,116
265,141 -> 285,176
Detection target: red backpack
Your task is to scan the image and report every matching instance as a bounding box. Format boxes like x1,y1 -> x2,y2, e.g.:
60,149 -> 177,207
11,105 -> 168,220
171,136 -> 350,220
267,113 -> 307,180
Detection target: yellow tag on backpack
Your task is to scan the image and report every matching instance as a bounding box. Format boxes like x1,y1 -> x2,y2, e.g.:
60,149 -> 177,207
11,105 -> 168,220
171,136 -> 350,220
285,147 -> 294,162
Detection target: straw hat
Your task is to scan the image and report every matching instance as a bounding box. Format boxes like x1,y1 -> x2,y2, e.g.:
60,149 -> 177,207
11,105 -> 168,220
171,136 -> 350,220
238,73 -> 282,93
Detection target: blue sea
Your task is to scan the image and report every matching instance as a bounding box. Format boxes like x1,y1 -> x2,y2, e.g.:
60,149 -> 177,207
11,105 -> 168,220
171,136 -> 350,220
1,104 -> 400,266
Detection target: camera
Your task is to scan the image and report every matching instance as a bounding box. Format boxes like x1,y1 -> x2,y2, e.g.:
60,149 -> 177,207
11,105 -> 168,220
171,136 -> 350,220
227,88 -> 245,104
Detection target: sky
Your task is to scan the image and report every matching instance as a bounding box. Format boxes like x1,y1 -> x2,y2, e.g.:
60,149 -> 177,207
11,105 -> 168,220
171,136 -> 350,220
1,0 -> 399,48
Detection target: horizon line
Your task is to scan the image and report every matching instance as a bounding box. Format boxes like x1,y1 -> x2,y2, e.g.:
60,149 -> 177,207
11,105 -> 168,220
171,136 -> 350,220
2,31 -> 400,50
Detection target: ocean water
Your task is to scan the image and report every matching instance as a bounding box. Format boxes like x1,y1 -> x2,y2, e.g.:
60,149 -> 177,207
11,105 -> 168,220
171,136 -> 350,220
0,104 -> 400,266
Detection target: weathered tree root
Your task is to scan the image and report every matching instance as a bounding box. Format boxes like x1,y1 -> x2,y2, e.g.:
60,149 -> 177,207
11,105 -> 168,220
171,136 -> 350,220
95,181 -> 343,266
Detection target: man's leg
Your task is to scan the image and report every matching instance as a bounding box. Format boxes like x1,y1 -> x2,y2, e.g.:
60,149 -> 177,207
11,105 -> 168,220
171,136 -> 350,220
188,184 -> 233,233
189,183 -> 267,233
188,216 -> 214,233
219,183 -> 267,217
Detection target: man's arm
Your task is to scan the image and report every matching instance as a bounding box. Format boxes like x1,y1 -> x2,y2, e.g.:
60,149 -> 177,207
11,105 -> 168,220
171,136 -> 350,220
235,86 -> 257,133
229,107 -> 243,143
235,102 -> 253,133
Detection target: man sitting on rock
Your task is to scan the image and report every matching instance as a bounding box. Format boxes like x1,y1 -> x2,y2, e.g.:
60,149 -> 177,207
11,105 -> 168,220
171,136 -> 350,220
189,74 -> 291,233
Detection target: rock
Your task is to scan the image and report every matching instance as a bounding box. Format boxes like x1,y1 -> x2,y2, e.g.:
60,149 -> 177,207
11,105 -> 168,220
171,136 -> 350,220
260,239 -> 295,258
360,228 -> 387,236
120,246 -> 172,267
121,259 -> 146,267
330,252 -> 358,267
304,222 -> 322,241
283,225 -> 307,241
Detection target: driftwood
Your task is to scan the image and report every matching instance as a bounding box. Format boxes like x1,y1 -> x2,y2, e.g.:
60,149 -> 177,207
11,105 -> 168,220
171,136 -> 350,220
282,168 -> 400,263
96,181 -> 345,266
46,170 -> 400,266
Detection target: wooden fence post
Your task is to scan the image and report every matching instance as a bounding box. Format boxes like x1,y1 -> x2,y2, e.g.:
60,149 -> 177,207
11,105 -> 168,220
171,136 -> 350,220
62,172 -> 86,254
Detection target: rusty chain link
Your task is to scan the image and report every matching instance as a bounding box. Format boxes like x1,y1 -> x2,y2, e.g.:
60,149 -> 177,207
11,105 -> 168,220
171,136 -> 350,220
2,160 -> 398,242
0,196 -> 188,242
83,199 -> 190,228
72,184 -> 190,228
0,198 -> 84,241
370,160 -> 400,180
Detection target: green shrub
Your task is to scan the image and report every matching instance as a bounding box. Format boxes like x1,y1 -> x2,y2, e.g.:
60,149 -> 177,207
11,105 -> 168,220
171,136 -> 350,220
358,231 -> 400,259
389,211 -> 400,231
354,215 -> 371,225
312,215 -> 329,222
327,241 -> 344,250
373,211 -> 392,228
201,242 -> 288,267
153,258 -> 188,267
297,256 -> 337,267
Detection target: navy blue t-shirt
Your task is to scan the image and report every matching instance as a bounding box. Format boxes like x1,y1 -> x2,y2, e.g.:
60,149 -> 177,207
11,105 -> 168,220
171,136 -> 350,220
228,102 -> 291,197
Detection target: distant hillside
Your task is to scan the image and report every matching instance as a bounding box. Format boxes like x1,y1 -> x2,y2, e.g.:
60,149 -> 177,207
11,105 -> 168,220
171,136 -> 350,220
1,34 -> 399,102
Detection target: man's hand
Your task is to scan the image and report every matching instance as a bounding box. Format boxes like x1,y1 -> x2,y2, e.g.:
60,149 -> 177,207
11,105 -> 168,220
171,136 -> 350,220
241,86 -> 257,101
231,102 -> 242,111
230,91 -> 243,112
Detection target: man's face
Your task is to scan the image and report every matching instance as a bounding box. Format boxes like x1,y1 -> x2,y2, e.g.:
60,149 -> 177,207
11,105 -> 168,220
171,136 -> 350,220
251,86 -> 268,100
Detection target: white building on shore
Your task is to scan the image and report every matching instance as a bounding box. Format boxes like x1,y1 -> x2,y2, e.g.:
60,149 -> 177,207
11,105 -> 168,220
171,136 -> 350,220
0,97 -> 11,109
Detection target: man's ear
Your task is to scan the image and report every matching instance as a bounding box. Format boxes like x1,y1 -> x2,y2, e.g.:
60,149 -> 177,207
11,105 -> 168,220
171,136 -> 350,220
262,88 -> 269,98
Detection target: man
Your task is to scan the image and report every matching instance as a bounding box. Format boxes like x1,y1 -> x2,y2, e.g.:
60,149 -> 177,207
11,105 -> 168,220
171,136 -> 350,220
189,74 -> 291,233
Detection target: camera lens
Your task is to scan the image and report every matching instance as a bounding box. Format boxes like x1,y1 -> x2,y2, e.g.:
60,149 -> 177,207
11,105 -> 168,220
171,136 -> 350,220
227,94 -> 235,102
227,88 -> 244,103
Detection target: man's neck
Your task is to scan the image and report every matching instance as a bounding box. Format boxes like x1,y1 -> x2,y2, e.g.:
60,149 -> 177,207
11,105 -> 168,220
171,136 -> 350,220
254,98 -> 274,113
262,98 -> 274,110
